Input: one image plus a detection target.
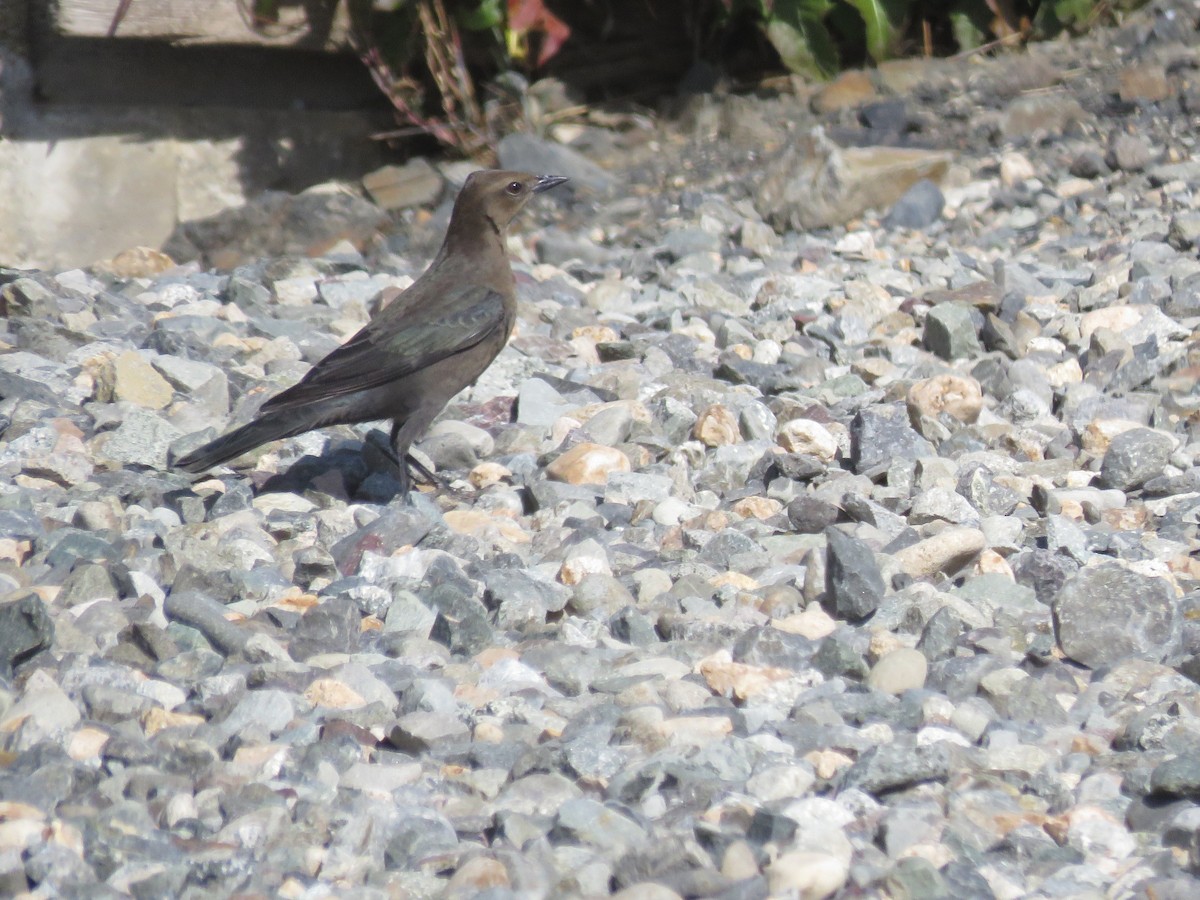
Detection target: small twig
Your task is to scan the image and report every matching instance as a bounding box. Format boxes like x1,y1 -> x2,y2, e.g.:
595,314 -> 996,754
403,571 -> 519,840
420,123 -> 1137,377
417,0 -> 492,158
949,30 -> 1026,60
106,0 -> 134,37
234,0 -> 310,39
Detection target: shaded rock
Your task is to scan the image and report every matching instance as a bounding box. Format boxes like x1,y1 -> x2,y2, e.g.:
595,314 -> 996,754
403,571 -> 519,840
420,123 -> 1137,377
498,133 -> 614,193
851,404 -> 935,475
883,179 -> 945,230
757,128 -> 951,231
0,594 -> 54,678
362,158 -> 443,210
163,188 -> 389,269
825,527 -> 884,621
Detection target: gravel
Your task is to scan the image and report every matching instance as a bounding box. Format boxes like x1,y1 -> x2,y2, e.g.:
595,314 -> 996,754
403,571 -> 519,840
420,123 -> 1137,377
2,3 -> 1200,897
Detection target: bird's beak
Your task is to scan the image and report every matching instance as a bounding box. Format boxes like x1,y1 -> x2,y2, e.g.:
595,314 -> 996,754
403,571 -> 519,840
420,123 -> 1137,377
532,175 -> 569,193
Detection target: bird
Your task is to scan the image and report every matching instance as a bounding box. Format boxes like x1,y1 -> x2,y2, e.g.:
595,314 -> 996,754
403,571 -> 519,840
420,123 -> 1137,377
172,169 -> 569,496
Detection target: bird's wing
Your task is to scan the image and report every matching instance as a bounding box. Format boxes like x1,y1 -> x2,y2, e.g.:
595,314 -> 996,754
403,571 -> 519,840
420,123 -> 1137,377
258,284 -> 506,414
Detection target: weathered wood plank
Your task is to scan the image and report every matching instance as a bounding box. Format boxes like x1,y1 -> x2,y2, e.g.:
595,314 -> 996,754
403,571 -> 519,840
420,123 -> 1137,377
52,0 -> 353,49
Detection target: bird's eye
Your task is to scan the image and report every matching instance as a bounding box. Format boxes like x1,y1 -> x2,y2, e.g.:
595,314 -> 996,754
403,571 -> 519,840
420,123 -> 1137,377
506,181 -> 523,195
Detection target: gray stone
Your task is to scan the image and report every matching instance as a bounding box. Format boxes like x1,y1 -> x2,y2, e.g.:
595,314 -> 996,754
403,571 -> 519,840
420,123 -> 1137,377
1150,753 -> 1200,798
1107,132 -> 1154,172
843,740 -> 952,795
516,377 -> 573,429
96,409 -> 184,468
1053,563 -> 1180,668
0,594 -> 54,678
924,303 -> 983,360
552,798 -> 647,853
788,495 -> 840,533
362,157 -> 443,210
883,179 -> 944,230
289,597 -> 361,661
498,133 -> 614,193
569,574 -> 635,618
851,404 -> 935,475
1100,428 -> 1175,492
825,527 -> 884,621
1169,213 -> 1200,251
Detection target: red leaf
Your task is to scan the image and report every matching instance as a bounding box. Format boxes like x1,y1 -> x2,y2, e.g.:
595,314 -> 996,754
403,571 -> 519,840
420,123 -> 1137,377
506,0 -> 571,67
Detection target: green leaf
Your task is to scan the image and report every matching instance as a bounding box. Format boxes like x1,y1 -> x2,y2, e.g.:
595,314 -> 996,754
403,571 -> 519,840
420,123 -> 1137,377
765,0 -> 838,78
458,0 -> 504,31
949,1 -> 990,50
1034,0 -> 1096,35
843,0 -> 904,63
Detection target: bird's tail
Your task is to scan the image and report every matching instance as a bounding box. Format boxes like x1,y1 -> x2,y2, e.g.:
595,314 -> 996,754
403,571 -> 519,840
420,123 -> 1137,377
173,416 -> 299,473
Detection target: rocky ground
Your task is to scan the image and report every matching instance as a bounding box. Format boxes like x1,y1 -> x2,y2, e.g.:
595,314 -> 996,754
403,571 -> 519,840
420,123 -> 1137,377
3,1 -> 1200,898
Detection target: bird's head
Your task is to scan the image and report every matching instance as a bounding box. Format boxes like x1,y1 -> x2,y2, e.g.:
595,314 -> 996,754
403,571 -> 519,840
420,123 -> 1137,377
456,169 -> 569,232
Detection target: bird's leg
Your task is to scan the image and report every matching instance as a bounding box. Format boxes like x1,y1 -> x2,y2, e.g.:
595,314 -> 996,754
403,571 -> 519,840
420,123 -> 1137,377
386,423 -> 467,499
403,452 -> 443,487
389,421 -> 411,499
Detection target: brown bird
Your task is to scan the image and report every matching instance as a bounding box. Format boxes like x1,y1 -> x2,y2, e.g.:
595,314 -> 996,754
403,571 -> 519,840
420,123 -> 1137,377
173,169 -> 568,494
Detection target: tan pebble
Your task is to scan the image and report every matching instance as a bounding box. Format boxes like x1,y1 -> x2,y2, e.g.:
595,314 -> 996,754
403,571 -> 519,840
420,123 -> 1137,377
571,324 -> 620,344
661,679 -> 711,713
473,721 -> 505,743
851,357 -> 894,383
731,496 -> 783,519
67,727 -> 111,761
304,679 -> 366,709
475,647 -> 519,668
1056,498 -> 1086,521
545,442 -> 630,485
999,151 -> 1036,186
811,69 -> 875,113
866,648 -> 928,695
1118,64 -> 1172,103
693,404 -> 741,447
773,605 -> 837,640
0,539 -> 31,565
0,814 -> 48,851
710,571 -> 759,591
721,839 -> 760,880
685,510 -> 733,531
231,743 -> 287,775
142,708 -> 206,737
906,374 -> 983,423
892,527 -> 986,577
1103,506 -> 1148,531
549,416 -> 582,446
698,650 -> 792,700
1080,418 -> 1143,453
1044,357 -> 1083,389
657,715 -> 734,744
611,884 -> 684,900
804,749 -> 855,779
756,583 -> 803,617
559,555 -> 611,585
97,350 -> 174,409
0,802 -> 42,822
767,850 -> 849,899
469,461 -> 511,489
727,343 -> 753,361
103,246 -> 177,278
776,418 -> 838,460
442,510 -> 530,545
975,549 -> 1014,578
444,856 -> 510,896
868,630 -> 905,661
1079,306 -> 1144,341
